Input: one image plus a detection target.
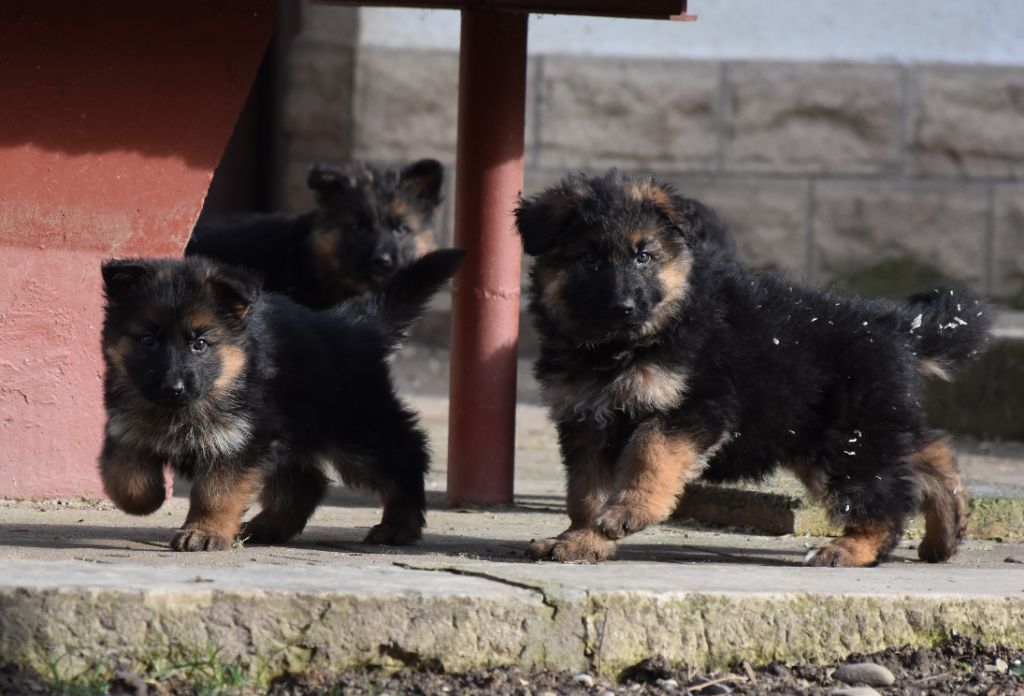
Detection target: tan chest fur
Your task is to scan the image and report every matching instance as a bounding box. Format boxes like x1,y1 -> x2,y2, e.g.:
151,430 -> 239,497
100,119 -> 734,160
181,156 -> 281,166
543,361 -> 688,428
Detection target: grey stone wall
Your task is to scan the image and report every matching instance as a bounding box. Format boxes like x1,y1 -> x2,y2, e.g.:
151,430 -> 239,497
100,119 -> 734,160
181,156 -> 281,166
276,11 -> 1024,304
275,3 -> 359,211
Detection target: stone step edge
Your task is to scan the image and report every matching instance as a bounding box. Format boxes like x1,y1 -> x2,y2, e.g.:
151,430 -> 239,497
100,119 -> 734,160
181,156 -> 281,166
1,561 -> 1021,684
674,481 -> 1024,541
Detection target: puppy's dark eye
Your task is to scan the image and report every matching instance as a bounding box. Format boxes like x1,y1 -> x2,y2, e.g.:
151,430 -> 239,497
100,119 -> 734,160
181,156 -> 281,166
393,223 -> 411,236
191,338 -> 208,354
636,251 -> 652,265
139,333 -> 158,349
581,251 -> 600,267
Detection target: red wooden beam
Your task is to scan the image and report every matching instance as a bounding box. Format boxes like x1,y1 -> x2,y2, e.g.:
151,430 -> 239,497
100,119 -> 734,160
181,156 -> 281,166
321,1 -> 693,20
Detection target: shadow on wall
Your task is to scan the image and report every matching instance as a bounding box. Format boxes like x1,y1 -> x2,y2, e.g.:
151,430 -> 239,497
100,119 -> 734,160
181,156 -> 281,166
0,1 -> 274,167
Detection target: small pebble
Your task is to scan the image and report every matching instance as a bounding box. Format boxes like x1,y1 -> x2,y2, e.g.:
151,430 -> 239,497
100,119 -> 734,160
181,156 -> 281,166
537,691 -> 556,696
833,662 -> 895,687
655,677 -> 679,690
599,691 -> 616,696
830,688 -> 881,696
702,685 -> 732,695
108,669 -> 147,696
984,658 -> 1009,674
572,673 -> 595,688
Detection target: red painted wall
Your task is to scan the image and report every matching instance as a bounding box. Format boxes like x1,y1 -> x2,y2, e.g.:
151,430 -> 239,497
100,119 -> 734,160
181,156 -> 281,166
0,1 -> 275,498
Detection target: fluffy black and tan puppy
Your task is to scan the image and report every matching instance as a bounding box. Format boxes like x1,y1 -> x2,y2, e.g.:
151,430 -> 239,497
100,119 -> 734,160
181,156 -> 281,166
99,248 -> 463,551
516,171 -> 990,567
186,159 -> 443,309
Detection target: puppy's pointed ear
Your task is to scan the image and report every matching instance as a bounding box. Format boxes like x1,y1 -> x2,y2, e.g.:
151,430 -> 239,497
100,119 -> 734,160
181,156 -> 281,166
515,182 -> 585,256
101,259 -> 154,299
307,163 -> 354,207
208,266 -> 262,323
672,196 -> 730,250
399,158 -> 444,206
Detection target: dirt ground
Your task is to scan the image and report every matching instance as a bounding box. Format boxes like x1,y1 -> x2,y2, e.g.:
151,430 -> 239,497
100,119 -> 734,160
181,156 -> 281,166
1,635 -> 1019,695
273,636 -> 1024,695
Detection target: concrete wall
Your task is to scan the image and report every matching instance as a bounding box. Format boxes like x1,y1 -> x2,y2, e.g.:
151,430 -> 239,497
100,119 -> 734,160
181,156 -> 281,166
275,1 -> 1024,303
0,2 -> 275,498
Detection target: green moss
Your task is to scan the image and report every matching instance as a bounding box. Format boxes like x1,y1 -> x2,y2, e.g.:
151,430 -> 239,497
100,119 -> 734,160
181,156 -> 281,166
926,340 -> 1024,440
833,258 -> 952,301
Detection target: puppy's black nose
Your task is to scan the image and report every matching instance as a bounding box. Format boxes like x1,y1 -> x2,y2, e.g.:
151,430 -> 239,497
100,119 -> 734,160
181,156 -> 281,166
611,299 -> 635,317
373,253 -> 394,270
161,379 -> 185,398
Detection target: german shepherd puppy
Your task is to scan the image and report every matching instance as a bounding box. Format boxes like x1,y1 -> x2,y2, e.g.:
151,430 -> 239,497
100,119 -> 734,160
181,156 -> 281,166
516,171 -> 991,567
186,159 -> 444,309
99,249 -> 464,551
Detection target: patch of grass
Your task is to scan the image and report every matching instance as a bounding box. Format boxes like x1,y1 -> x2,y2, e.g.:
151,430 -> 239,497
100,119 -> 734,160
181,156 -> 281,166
41,654 -> 110,696
30,645 -> 272,696
149,645 -> 265,695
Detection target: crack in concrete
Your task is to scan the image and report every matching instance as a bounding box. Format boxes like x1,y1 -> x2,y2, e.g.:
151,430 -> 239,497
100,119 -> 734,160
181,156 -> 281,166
391,562 -> 561,618
587,596 -> 607,675
698,602 -> 714,668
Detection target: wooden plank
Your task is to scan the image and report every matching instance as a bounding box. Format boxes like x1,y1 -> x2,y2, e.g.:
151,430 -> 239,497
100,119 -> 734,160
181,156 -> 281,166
318,0 -> 692,20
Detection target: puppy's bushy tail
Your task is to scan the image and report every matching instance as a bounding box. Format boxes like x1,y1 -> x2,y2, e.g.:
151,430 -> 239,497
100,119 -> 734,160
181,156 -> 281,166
337,249 -> 465,352
902,286 -> 992,380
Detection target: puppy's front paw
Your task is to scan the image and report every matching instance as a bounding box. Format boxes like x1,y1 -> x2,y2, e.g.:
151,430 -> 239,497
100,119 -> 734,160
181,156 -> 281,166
527,529 -> 614,563
364,522 -> 422,546
594,501 -> 658,540
171,527 -> 232,552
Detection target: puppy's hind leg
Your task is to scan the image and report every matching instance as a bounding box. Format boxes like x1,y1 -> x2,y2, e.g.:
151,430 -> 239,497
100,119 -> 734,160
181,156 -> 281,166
365,485 -> 426,546
242,463 -> 329,544
803,522 -> 903,567
802,460 -> 908,567
339,426 -> 429,546
908,432 -> 967,563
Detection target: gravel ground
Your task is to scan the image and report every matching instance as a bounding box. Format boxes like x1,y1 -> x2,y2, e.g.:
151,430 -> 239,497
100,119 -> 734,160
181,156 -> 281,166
3,635 -> 1020,695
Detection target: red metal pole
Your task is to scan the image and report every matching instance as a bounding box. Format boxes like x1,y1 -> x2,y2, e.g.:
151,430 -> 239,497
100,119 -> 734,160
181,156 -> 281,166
447,9 -> 527,506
